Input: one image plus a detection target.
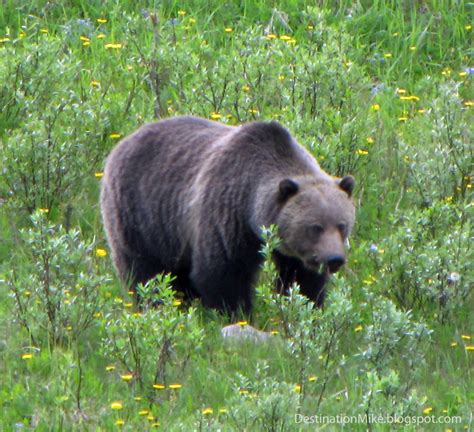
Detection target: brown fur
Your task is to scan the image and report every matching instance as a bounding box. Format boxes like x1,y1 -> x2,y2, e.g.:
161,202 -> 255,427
100,116 -> 355,313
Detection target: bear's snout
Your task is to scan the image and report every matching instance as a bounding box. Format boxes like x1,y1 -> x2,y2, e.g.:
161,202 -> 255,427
326,255 -> 346,273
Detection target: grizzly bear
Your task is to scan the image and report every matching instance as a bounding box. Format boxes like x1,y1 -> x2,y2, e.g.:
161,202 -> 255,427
101,116 -> 355,314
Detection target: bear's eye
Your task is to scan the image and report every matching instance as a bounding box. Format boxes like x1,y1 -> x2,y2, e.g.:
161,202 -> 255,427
337,223 -> 347,235
308,224 -> 324,237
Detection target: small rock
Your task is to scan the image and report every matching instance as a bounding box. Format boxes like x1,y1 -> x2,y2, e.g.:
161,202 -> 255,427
221,324 -> 272,343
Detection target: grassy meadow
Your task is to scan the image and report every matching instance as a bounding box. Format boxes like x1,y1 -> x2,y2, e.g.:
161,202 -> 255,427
0,0 -> 473,430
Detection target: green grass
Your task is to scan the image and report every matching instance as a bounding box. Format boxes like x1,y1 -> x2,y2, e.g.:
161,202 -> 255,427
0,1 -> 473,430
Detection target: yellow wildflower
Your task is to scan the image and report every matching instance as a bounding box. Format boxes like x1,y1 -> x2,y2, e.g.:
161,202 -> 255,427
308,376 -> 317,382
466,346 -> 474,351
398,116 -> 408,122
91,80 -> 100,88
265,34 -> 277,40
21,353 -> 33,360
400,95 -> 420,101
168,384 -> 182,389
95,248 -> 107,257
464,101 -> 473,107
237,321 -> 248,327
366,137 -> 374,144
210,113 -> 221,120
138,410 -> 149,416
357,149 -> 369,155
271,330 -> 279,335
153,384 -> 165,390
465,25 -> 472,30
384,53 -> 392,58
104,43 -> 122,49
151,423 -> 160,428
109,133 -> 121,139
189,18 -> 196,24
242,85 -> 250,92
202,408 -> 213,415
219,408 -> 228,414
80,36 -> 90,42
97,18 -> 107,23
461,335 -> 471,340
280,35 -> 292,41
409,46 -> 416,51
97,33 -> 106,39
307,25 -> 314,30
417,109 -> 426,113
294,385 -> 302,393
177,10 -> 186,16
423,407 -> 433,414
371,104 -> 380,111
121,373 -> 133,382
95,172 -> 104,178
39,208 -> 49,213
0,37 -> 11,43
105,365 -> 116,372
110,401 -> 123,410
224,28 -> 233,33
172,300 -> 182,307
450,342 -> 457,347
40,28 -> 49,34
354,325 -> 363,332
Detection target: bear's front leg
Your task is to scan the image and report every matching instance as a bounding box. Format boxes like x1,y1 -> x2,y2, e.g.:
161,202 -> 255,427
273,250 -> 328,307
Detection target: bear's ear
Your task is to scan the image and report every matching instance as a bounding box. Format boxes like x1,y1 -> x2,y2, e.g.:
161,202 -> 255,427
338,175 -> 355,197
279,178 -> 299,201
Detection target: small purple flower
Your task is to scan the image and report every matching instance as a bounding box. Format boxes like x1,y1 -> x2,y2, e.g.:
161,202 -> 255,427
371,83 -> 385,95
464,67 -> 474,75
369,244 -> 378,253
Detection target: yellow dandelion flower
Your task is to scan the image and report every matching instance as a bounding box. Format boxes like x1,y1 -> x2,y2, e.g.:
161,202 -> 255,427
95,248 -> 107,257
279,35 -> 292,41
465,25 -> 472,30
95,172 -> 104,178
384,53 -> 392,58
294,384 -> 302,393
80,36 -> 90,42
121,373 -> 133,382
409,46 -> 416,51
224,28 -> 233,33
450,342 -> 458,347
189,18 -> 196,24
105,365 -> 116,372
371,104 -> 380,111
147,414 -> 155,421
464,101 -> 474,107
271,330 -> 279,335
110,401 -> 123,410
115,419 -> 125,426
417,109 -> 426,113
237,321 -> 248,327
357,149 -> 369,155
398,116 -> 408,122
308,375 -> 317,382
109,133 -> 121,139
21,353 -> 33,360
95,311 -> 103,318
97,33 -> 106,39
392,32 -> 400,36
91,81 -> 100,88
19,32 -> 26,38
461,335 -> 471,340
441,68 -> 452,76
151,423 -> 160,428
132,312 -> 142,317
265,34 -> 277,40
354,325 -> 363,332
242,85 -> 250,92
202,408 -> 213,415
466,346 -> 474,351
423,407 -> 433,414
219,408 -> 228,414
153,384 -> 165,390
39,208 -> 49,213
248,108 -> 259,114
239,389 -> 249,395
128,290 -> 135,296
278,75 -> 285,81
172,300 -> 182,307
0,37 -> 11,43
366,137 -> 374,144
82,41 -> 91,47
124,302 -> 133,308
138,410 -> 149,416
168,384 -> 182,389
459,71 -> 467,77
40,28 -> 49,34
104,43 -> 122,49
307,25 -> 314,30
400,95 -> 420,101
210,113 -> 221,120
97,18 -> 108,23
177,10 -> 186,16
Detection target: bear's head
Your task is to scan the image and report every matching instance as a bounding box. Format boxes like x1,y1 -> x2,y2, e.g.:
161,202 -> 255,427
276,175 -> 355,274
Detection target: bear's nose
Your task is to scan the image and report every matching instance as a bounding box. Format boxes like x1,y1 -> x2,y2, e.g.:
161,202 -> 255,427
326,255 -> 346,273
